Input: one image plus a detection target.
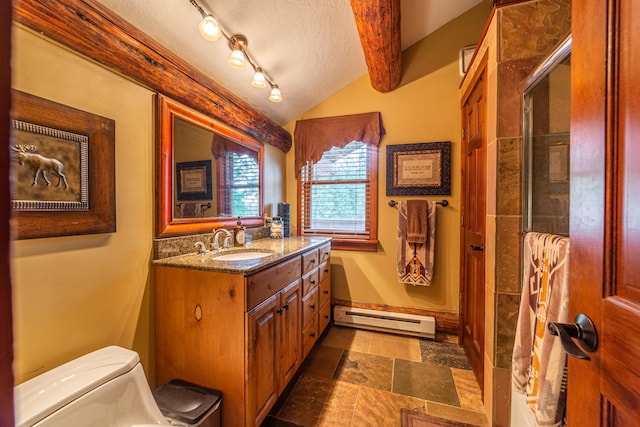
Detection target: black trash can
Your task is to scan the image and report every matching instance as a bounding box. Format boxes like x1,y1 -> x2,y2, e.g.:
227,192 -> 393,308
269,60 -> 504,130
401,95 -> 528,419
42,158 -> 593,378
153,379 -> 222,427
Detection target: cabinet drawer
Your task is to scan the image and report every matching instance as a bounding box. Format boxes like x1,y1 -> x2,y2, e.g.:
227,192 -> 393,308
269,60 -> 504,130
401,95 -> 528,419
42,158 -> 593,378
302,317 -> 318,359
246,256 -> 301,310
319,261 -> 331,284
301,249 -> 319,275
302,269 -> 319,296
302,286 -> 318,327
318,243 -> 331,264
319,276 -> 330,307
319,300 -> 331,335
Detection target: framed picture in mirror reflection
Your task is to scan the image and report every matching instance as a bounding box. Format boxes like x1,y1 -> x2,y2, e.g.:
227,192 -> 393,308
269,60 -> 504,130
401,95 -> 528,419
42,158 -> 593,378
176,160 -> 212,201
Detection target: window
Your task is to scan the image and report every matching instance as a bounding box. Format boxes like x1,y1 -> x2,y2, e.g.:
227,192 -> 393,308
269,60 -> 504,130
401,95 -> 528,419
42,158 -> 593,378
299,141 -> 378,250
217,152 -> 259,217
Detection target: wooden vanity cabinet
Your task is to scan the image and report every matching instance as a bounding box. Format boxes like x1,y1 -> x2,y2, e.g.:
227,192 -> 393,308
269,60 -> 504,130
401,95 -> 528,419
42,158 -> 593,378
155,243 -> 330,427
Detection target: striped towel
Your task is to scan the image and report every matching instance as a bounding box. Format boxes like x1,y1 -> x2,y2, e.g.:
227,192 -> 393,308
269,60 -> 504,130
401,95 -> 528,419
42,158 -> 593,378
397,200 -> 436,286
512,232 -> 570,427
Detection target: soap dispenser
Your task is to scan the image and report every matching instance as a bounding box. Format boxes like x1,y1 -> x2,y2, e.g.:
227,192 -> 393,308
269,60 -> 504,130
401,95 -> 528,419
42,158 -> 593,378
234,217 -> 246,246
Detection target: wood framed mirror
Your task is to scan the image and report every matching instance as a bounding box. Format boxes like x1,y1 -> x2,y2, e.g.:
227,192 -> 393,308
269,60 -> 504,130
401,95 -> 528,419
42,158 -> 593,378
156,95 -> 264,237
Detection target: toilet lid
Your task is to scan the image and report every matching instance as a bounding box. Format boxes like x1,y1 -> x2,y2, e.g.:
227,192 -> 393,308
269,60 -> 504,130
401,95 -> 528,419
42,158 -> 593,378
14,346 -> 140,427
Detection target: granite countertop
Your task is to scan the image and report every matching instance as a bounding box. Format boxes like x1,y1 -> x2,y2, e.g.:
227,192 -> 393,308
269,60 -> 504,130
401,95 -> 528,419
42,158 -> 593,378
152,236 -> 331,275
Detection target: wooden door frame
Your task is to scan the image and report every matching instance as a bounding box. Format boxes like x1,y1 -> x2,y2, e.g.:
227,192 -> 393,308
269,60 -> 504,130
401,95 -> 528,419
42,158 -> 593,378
459,53 -> 488,392
1,1 -> 14,425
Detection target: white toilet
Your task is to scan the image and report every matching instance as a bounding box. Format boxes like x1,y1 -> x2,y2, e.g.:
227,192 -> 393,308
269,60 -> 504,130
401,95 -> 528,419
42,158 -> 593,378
14,346 -> 174,427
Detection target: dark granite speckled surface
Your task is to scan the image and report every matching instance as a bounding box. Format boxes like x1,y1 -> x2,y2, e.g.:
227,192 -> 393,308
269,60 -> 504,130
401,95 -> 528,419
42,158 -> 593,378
152,236 -> 331,275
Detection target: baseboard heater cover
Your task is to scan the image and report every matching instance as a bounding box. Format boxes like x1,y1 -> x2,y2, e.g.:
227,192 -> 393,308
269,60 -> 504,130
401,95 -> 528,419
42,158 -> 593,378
333,306 -> 436,339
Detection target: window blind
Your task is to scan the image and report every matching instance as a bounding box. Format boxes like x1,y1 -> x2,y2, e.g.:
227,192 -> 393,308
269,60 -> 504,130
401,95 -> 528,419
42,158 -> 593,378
300,141 -> 374,239
219,152 -> 259,217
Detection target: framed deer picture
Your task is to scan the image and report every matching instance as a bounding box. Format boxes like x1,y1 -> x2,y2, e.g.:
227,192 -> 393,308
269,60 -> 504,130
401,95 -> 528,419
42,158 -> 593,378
10,90 -> 115,239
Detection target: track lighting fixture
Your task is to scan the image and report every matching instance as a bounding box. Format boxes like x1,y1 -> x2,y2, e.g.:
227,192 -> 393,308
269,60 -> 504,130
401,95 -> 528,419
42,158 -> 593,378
251,68 -> 267,88
189,0 -> 283,103
227,35 -> 247,68
269,85 -> 283,103
198,14 -> 221,41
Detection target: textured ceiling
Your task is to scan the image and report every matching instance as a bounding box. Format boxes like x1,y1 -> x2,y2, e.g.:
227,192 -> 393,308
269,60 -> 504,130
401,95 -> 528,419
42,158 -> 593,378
93,0 -> 484,126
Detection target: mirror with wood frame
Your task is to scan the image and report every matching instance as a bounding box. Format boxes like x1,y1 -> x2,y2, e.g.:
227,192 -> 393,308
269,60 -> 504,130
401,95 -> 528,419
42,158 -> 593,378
156,94 -> 264,237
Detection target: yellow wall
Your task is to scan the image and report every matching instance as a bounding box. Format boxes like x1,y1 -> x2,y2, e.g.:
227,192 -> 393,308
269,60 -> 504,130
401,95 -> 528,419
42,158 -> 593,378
10,25 -> 285,383
11,25 -> 155,383
284,3 -> 489,315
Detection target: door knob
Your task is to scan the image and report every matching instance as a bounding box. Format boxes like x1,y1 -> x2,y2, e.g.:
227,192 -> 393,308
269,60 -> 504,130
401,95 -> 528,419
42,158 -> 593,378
548,313 -> 598,360
470,245 -> 484,251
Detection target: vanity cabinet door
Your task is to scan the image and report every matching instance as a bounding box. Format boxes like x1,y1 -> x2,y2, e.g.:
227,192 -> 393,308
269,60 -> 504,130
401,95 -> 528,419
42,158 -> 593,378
247,294 -> 280,427
279,280 -> 301,392
247,279 -> 302,426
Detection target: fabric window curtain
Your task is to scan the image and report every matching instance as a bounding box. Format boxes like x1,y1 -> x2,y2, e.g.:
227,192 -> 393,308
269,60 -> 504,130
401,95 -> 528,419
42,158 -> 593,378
294,112 -> 385,177
211,133 -> 257,160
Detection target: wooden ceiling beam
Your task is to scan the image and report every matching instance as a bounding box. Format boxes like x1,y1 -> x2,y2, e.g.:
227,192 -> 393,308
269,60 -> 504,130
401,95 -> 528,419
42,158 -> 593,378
350,0 -> 402,93
13,0 -> 292,152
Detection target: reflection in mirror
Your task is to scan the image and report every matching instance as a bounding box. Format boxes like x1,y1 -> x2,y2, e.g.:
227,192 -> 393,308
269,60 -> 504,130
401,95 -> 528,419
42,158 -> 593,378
157,95 -> 264,237
522,35 -> 571,236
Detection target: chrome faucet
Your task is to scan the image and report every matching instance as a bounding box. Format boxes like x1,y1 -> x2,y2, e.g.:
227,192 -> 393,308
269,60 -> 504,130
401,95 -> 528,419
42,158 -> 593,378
212,228 -> 232,251
194,241 -> 208,254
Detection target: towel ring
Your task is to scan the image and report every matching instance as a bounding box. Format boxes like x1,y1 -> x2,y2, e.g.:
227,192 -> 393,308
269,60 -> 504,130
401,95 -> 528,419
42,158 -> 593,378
388,199 -> 448,208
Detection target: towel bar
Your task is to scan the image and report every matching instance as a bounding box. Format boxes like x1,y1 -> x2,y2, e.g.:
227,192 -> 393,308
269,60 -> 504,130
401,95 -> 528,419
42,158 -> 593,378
388,199 -> 448,208
176,202 -> 212,209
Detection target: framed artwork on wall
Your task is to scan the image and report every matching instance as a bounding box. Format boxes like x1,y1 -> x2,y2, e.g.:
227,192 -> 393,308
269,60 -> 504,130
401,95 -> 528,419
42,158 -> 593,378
386,141 -> 451,196
10,90 -> 116,239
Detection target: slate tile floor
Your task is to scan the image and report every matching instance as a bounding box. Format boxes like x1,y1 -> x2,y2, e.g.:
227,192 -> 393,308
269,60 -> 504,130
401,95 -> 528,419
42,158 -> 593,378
262,325 -> 488,427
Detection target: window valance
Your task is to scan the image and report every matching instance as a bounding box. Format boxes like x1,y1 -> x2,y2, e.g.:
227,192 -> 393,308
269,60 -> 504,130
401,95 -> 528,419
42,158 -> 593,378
294,112 -> 385,176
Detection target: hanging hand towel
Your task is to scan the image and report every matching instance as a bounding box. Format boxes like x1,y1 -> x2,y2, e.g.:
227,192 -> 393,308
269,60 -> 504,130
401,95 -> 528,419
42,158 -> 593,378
179,202 -> 203,218
512,232 -> 570,427
397,200 -> 436,286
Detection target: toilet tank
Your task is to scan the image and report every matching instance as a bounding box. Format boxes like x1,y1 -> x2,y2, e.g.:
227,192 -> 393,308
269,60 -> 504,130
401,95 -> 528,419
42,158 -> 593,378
14,346 -> 169,427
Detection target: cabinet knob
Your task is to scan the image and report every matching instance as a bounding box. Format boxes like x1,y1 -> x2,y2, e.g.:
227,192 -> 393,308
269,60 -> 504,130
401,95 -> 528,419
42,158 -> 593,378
323,290 -> 329,294
324,315 -> 329,319
311,280 -> 316,285
310,304 -> 315,310
324,269 -> 329,273
310,333 -> 316,338
283,304 -> 289,311
277,308 -> 283,315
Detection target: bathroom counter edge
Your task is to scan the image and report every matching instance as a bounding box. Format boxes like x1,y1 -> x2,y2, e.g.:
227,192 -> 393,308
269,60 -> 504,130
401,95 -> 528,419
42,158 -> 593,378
152,236 -> 331,275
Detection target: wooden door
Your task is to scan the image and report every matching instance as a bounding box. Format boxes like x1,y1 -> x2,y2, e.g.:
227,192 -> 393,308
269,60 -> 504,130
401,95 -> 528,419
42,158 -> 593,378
279,280 -> 301,393
246,294 -> 280,426
568,0 -> 640,424
460,58 -> 487,392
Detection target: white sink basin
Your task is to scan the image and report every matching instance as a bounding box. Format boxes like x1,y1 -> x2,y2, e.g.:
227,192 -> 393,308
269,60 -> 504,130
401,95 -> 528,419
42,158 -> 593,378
211,251 -> 273,261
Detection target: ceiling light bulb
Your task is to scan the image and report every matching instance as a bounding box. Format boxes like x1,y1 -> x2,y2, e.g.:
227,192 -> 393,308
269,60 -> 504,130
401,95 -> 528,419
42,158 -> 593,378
198,15 -> 221,41
228,49 -> 246,68
251,68 -> 267,88
269,85 -> 283,103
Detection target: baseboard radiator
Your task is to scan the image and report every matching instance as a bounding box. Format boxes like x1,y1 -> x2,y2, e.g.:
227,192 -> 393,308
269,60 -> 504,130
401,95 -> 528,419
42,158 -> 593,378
333,306 -> 436,339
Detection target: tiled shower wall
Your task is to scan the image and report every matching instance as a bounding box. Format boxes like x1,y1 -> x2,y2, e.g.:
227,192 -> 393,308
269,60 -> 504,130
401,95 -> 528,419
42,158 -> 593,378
464,0 -> 571,425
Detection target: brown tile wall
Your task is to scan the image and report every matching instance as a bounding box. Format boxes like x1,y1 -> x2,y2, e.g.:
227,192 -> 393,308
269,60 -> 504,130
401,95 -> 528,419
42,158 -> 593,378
476,0 -> 571,425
